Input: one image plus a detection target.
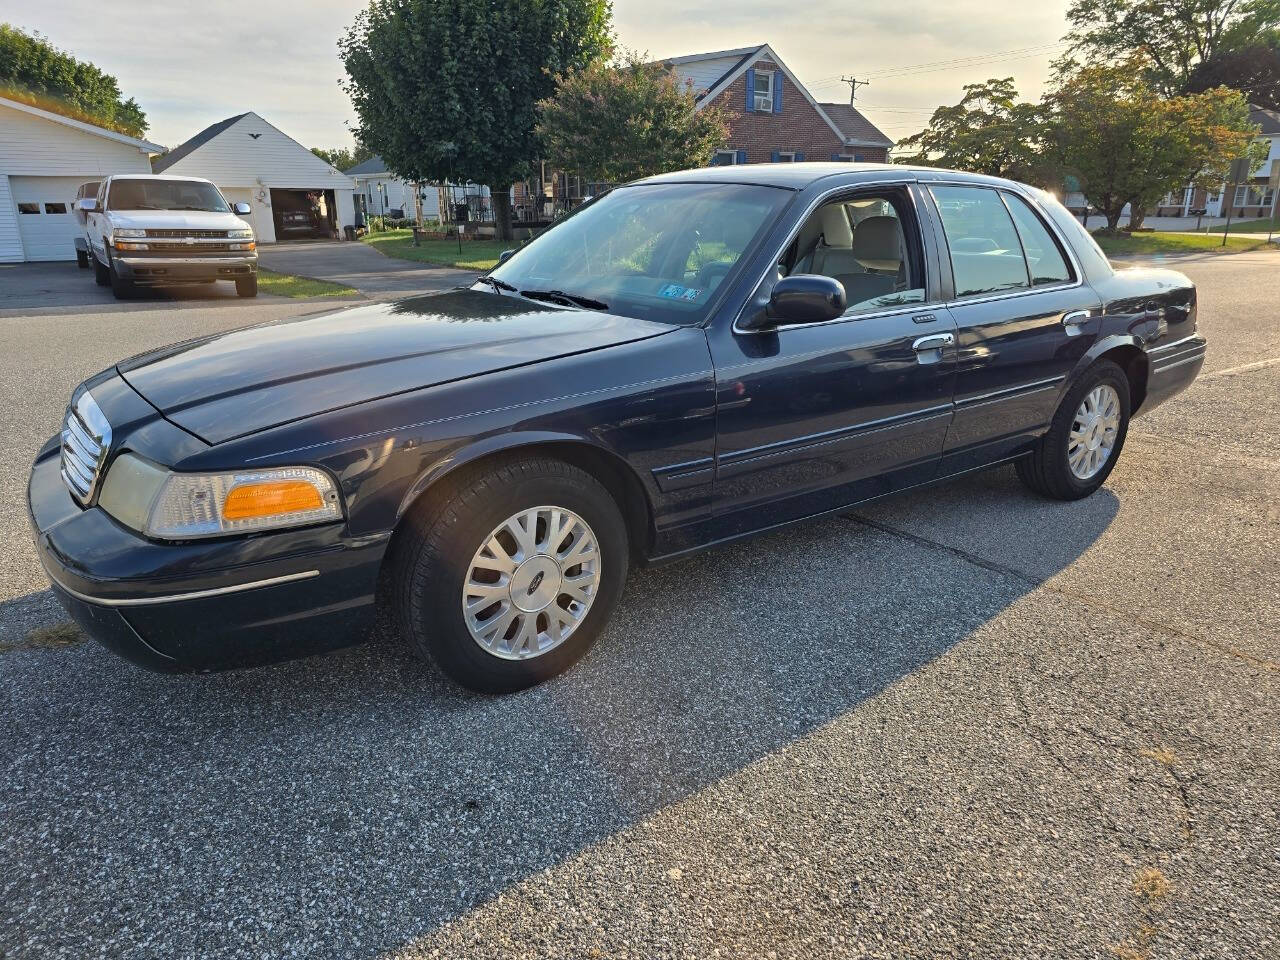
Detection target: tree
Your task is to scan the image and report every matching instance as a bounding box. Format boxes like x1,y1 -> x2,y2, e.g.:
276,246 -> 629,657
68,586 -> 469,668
1187,42 -> 1280,110
311,142 -> 375,172
0,24 -> 147,136
339,0 -> 611,240
895,78 -> 1044,181
535,50 -> 729,183
1065,0 -> 1280,94
1043,59 -> 1259,230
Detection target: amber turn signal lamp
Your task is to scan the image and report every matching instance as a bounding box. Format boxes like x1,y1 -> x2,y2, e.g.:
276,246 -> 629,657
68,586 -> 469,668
223,480 -> 324,520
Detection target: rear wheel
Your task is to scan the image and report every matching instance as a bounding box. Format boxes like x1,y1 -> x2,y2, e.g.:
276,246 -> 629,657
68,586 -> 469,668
1016,359 -> 1130,500
388,457 -> 628,693
236,275 -> 258,298
75,248 -> 89,269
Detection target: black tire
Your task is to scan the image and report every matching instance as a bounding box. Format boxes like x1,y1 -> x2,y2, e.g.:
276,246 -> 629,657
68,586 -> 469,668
75,248 -> 89,268
92,252 -> 110,286
389,456 -> 629,693
236,275 -> 258,298
1016,359 -> 1131,500
109,256 -> 135,299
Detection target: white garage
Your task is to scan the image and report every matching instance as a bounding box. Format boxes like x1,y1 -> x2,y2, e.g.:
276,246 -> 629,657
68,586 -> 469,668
0,95 -> 163,262
153,112 -> 356,244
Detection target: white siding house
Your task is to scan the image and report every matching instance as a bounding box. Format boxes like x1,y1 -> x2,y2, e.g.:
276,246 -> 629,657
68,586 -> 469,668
153,112 -> 356,243
345,155 -> 441,220
0,96 -> 162,262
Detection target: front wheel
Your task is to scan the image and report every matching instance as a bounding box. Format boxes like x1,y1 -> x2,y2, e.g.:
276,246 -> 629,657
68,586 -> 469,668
388,457 -> 628,693
1016,359 -> 1130,500
109,256 -> 136,299
235,275 -> 257,298
92,252 -> 110,286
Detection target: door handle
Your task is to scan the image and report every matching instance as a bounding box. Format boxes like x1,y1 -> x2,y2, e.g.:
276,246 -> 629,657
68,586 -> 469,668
912,333 -> 955,352
1062,310 -> 1091,336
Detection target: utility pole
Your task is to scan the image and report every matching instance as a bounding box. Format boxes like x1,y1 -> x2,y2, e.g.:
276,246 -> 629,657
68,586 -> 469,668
841,76 -> 870,105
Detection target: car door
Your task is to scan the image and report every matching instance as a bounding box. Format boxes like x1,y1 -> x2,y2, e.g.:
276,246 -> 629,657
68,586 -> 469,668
706,183 -> 958,533
924,183 -> 1103,472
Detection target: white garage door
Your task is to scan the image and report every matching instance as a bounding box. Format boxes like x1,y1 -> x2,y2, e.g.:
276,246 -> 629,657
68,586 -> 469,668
12,176 -> 87,262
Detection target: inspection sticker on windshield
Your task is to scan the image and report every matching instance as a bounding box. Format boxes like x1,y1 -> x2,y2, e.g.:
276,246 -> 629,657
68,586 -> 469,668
659,284 -> 701,301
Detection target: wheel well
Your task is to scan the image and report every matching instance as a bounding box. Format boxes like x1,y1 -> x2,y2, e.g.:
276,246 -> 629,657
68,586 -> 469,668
1097,345 -> 1149,414
393,442 -> 654,564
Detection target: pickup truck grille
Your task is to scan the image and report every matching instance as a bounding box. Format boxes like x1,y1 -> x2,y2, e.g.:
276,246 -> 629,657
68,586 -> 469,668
144,229 -> 229,239
61,392 -> 111,506
145,241 -> 236,253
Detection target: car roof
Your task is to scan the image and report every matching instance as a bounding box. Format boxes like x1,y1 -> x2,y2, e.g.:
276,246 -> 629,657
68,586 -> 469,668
634,162 -> 1015,191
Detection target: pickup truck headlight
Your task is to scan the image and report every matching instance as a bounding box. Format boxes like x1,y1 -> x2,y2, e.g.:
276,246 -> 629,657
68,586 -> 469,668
113,229 -> 147,239
228,228 -> 254,239
98,454 -> 342,539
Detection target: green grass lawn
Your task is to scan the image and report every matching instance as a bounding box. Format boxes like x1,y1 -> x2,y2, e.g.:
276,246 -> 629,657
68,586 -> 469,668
1092,230 -> 1276,256
1221,215 -> 1280,234
257,269 -> 358,298
362,229 -> 509,270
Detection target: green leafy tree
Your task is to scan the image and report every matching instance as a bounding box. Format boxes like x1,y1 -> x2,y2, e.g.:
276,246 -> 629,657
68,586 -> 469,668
339,0 -> 611,239
311,142 -> 376,172
1186,42 -> 1280,110
894,78 -> 1045,180
0,24 -> 147,136
536,50 -> 729,183
1043,59 -> 1260,230
1065,0 -> 1280,94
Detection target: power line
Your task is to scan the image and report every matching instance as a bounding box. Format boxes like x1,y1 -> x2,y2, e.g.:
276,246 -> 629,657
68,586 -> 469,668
807,40 -> 1067,87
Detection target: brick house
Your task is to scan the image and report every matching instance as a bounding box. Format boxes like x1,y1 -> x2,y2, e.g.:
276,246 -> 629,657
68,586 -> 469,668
663,43 -> 893,165
1152,105 -> 1279,218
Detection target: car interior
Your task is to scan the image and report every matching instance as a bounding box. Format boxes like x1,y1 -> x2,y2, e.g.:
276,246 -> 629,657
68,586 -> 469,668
781,192 -> 926,312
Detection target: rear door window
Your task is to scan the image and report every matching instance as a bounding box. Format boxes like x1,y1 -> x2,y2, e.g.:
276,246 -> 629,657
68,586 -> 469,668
930,185 -> 1030,298
1001,192 -> 1072,286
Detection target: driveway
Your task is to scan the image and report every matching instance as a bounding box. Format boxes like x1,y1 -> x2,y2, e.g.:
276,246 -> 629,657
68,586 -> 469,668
0,260 -> 249,314
1,254 -> 1277,959
257,240 -> 478,298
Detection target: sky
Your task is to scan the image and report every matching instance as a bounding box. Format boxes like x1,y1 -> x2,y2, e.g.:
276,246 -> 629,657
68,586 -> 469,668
1,0 -> 1072,151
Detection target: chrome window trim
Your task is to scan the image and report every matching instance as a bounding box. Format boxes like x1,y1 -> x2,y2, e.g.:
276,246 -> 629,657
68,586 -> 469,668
926,181 -> 1087,308
41,566 -> 320,608
732,177 -> 928,335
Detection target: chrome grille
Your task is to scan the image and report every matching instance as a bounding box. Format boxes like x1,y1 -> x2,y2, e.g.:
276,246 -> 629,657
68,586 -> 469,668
60,391 -> 111,505
143,229 -> 229,239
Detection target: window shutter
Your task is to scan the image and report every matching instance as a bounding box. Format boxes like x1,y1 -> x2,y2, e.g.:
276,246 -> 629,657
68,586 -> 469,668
770,150 -> 781,163
795,152 -> 805,162
745,69 -> 755,112
831,153 -> 842,161
854,154 -> 865,162
736,149 -> 748,165
773,77 -> 782,114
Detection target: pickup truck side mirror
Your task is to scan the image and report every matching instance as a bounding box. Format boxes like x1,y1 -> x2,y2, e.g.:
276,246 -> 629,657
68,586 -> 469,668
743,274 -> 846,329
232,202 -> 252,216
77,198 -> 99,213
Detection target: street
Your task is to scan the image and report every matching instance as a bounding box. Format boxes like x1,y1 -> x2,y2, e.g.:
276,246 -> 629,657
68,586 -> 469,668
0,251 -> 1277,959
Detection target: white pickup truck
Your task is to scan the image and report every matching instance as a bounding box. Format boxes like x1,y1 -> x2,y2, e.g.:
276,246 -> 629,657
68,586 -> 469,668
78,175 -> 259,299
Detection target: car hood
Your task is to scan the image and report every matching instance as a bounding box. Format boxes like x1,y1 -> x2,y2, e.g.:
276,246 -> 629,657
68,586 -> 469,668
107,210 -> 251,231
116,289 -> 677,444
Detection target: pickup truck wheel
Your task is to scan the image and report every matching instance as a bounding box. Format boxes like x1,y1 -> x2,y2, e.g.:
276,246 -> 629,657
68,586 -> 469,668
1016,359 -> 1130,501
388,457 -> 628,693
75,249 -> 89,269
235,275 -> 258,298
92,252 -> 110,287
108,256 -> 136,299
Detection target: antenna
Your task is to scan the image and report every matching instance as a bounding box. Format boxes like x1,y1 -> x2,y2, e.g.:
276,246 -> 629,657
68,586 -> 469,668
841,76 -> 870,105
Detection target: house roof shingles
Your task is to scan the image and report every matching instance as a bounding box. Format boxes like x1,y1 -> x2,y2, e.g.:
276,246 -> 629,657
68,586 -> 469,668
344,155 -> 389,176
152,113 -> 247,172
818,102 -> 893,148
1250,105 -> 1280,136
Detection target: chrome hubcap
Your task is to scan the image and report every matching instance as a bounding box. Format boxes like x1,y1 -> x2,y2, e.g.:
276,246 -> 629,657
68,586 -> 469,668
1068,384 -> 1121,480
462,506 -> 601,660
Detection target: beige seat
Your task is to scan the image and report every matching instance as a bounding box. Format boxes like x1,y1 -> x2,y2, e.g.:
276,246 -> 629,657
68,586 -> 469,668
851,216 -> 904,273
811,205 -> 863,280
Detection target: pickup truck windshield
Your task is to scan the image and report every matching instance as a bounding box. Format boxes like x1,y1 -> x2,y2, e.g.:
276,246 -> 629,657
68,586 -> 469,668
486,182 -> 791,325
107,179 -> 231,213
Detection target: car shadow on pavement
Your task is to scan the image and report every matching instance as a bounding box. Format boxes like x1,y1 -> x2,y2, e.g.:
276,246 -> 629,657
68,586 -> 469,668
0,465 -> 1119,958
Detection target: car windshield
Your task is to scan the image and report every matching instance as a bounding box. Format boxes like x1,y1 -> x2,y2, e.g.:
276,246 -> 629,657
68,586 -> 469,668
107,178 -> 230,212
485,182 -> 791,324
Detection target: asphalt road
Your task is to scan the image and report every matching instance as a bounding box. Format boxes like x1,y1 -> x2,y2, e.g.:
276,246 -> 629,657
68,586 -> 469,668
0,252 -> 1276,959
257,240 -> 479,298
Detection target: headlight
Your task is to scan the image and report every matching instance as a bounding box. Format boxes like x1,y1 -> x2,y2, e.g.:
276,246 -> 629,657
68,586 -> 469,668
228,228 -> 254,239
113,228 -> 147,239
98,454 -> 342,539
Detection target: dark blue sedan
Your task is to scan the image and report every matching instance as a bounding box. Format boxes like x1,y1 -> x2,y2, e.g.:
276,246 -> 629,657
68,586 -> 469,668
29,164 -> 1205,691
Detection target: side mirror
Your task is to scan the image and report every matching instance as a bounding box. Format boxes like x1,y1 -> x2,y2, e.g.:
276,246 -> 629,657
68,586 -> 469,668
233,202 -> 252,215
761,274 -> 846,327
77,198 -> 99,213
498,248 -> 516,264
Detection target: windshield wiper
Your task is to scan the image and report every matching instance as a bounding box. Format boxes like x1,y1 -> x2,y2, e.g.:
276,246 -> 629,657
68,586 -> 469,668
169,205 -> 216,211
476,275 -> 517,293
520,288 -> 608,311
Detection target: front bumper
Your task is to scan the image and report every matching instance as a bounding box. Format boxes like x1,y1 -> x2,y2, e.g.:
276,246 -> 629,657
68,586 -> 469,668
28,441 -> 385,671
113,255 -> 257,283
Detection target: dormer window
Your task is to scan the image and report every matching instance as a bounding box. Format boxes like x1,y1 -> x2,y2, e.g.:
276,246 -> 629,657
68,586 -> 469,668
753,71 -> 774,112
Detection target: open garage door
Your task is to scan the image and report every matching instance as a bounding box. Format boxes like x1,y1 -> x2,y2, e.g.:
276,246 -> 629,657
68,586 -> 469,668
12,176 -> 85,261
